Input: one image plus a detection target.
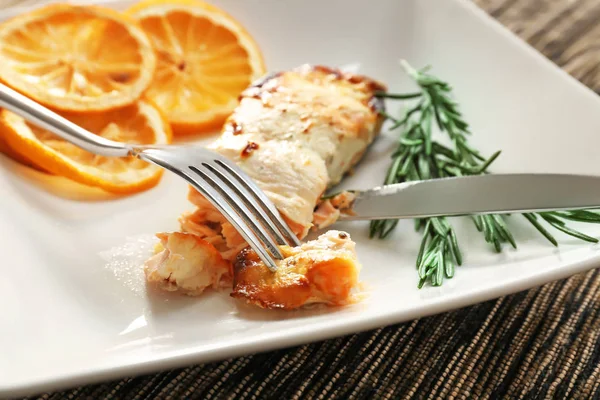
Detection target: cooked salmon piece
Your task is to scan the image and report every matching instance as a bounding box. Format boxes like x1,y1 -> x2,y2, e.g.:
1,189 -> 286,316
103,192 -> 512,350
147,65 -> 385,305
144,232 -> 230,296
313,191 -> 357,230
231,231 -> 361,309
208,64 -> 386,237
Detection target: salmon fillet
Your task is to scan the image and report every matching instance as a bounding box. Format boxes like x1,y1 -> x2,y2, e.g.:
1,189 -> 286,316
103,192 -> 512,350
209,64 -> 386,236
146,65 -> 385,306
232,231 -> 361,309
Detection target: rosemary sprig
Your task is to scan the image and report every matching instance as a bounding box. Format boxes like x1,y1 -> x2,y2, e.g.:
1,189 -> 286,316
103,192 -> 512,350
372,61 -> 600,287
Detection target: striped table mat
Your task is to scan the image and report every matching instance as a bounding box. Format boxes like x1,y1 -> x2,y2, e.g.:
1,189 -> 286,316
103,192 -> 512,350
17,0 -> 600,398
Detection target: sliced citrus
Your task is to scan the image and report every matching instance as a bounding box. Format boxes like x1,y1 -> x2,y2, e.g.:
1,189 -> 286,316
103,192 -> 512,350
0,130 -> 38,169
0,100 -> 172,194
127,0 -> 266,134
0,4 -> 156,112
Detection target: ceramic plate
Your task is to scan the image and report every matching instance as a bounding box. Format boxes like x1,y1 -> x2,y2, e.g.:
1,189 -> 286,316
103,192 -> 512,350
3,0 -> 600,396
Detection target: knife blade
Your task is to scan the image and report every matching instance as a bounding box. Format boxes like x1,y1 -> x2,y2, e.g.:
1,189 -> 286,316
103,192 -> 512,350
339,174 -> 600,221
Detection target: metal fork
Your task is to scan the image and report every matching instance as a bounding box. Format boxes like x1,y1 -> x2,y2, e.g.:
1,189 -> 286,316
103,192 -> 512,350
0,83 -> 300,271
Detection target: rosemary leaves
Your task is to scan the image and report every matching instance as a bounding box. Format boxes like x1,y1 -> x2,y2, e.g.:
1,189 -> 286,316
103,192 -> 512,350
372,61 -> 600,288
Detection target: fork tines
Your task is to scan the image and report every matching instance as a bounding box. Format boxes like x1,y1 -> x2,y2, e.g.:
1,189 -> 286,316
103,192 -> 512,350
140,147 -> 299,272
188,161 -> 300,272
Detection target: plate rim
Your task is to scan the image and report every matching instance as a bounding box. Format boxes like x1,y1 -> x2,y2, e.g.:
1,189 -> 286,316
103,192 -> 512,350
3,0 -> 600,396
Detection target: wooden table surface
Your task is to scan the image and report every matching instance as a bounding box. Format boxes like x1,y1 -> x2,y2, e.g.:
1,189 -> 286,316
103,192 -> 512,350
5,1 -> 600,399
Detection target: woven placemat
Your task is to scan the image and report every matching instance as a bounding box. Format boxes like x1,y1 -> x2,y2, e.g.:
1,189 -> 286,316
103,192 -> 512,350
19,0 -> 600,398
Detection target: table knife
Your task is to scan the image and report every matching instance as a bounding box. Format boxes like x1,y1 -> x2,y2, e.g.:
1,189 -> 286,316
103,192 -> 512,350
339,174 -> 600,220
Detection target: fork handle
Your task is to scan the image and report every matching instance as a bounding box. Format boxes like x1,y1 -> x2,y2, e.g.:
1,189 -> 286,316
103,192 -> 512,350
0,83 -> 131,157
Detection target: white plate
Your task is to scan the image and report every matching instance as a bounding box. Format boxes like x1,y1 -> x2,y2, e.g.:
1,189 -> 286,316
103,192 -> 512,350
3,0 -> 600,396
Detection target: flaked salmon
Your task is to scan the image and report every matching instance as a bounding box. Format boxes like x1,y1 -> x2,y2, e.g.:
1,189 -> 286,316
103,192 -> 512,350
145,65 -> 385,308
